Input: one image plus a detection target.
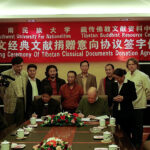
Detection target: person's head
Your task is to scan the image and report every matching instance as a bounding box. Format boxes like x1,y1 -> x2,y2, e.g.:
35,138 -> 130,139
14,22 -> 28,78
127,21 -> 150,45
27,64 -> 37,79
126,58 -> 139,73
87,87 -> 97,104
113,68 -> 126,84
105,64 -> 114,78
11,57 -> 23,74
41,86 -> 53,103
67,71 -> 77,85
45,65 -> 58,79
80,60 -> 89,74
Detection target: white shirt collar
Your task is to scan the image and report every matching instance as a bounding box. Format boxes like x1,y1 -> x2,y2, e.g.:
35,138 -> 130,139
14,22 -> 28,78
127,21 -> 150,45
128,69 -> 138,76
28,76 -> 36,81
115,77 -> 128,84
96,96 -> 99,101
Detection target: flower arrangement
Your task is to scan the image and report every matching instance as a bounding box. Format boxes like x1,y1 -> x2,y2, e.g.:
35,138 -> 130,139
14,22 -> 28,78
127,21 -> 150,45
41,112 -> 84,127
33,137 -> 72,150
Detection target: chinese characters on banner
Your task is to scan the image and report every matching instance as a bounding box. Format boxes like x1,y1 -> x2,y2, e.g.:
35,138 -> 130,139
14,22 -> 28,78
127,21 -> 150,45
0,21 -> 150,63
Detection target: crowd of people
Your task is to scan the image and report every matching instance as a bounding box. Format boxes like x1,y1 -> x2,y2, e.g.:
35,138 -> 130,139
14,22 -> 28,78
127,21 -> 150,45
0,57 -> 150,150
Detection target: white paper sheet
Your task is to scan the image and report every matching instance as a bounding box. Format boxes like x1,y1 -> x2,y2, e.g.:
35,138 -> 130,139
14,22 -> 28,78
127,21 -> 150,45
36,119 -> 43,122
81,118 -> 91,122
94,148 -> 108,150
95,115 -> 109,120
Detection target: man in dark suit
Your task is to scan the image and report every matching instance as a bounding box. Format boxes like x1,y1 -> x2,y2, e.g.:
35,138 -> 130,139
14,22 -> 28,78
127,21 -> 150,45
0,112 -> 7,131
33,86 -> 60,118
76,60 -> 97,94
41,65 -> 65,95
112,68 -> 137,142
98,64 -> 115,107
26,64 -> 41,119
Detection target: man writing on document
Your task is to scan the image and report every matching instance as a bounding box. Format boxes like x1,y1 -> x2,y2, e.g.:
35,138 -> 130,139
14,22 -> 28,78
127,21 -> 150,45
76,87 -> 109,118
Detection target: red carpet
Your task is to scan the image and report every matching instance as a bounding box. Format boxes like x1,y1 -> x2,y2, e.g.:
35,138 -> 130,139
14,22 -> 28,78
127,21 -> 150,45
143,127 -> 150,142
141,127 -> 150,150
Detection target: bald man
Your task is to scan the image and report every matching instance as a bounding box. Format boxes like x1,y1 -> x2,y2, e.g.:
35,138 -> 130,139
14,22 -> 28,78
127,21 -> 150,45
76,87 -> 109,118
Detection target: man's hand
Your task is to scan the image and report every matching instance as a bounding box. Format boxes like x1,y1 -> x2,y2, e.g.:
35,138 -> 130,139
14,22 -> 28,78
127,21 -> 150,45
78,113 -> 85,118
87,115 -> 96,119
113,95 -> 123,102
32,113 -> 37,118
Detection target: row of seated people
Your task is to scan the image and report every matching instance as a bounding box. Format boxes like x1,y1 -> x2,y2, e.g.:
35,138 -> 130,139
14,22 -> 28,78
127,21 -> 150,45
32,86 -> 109,118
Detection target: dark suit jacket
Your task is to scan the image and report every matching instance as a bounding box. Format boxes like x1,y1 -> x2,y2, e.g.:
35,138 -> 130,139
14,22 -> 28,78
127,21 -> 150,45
41,77 -> 66,94
76,73 -> 97,94
0,112 -> 7,130
33,98 -> 61,118
111,79 -> 137,115
26,78 -> 41,118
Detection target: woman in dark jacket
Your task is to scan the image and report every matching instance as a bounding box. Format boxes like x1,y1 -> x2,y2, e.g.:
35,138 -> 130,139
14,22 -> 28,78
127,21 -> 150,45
112,68 -> 137,140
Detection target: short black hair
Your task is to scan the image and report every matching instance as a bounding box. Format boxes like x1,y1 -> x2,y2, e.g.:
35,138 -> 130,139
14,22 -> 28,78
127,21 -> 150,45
27,64 -> 37,70
45,65 -> 58,78
80,60 -> 89,67
41,86 -> 53,96
113,68 -> 126,77
105,64 -> 114,69
67,71 -> 77,77
11,57 -> 23,65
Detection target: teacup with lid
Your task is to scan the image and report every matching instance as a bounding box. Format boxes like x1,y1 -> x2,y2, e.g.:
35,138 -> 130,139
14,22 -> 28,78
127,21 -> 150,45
16,128 -> 24,139
1,140 -> 10,150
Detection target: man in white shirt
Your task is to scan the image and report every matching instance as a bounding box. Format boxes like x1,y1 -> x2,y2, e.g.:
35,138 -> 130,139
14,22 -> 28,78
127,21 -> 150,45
26,64 -> 41,119
126,58 -> 150,150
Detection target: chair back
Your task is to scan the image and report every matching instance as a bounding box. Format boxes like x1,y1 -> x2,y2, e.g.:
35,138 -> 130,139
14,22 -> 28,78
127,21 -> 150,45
81,95 -> 108,101
51,95 -> 61,103
34,95 -> 61,103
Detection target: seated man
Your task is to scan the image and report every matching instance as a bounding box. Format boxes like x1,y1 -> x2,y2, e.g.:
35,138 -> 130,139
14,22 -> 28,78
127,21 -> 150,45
76,87 -> 109,118
33,86 -> 60,118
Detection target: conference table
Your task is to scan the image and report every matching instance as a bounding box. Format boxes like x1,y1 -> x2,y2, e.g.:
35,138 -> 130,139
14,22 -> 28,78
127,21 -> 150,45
0,120 -> 136,150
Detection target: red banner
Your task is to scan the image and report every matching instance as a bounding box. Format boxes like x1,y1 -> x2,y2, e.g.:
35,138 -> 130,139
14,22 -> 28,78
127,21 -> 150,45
0,21 -> 150,63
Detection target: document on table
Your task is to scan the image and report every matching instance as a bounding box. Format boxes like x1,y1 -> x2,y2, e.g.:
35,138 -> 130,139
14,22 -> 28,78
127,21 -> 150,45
95,115 -> 109,120
81,118 -> 99,122
94,148 -> 108,150
81,118 -> 91,122
36,118 -> 43,122
81,115 -> 109,122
